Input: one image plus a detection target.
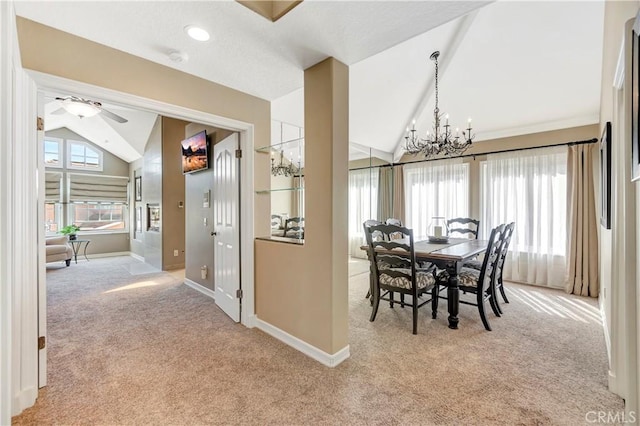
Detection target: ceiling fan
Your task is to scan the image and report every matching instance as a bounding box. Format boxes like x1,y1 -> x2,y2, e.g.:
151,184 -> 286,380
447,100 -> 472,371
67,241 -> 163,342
53,96 -> 128,123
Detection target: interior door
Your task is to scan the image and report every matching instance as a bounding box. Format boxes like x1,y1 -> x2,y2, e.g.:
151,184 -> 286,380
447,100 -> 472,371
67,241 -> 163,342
213,133 -> 241,322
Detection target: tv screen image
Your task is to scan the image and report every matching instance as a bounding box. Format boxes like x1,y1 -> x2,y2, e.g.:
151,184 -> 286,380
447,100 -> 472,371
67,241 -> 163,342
181,130 -> 208,174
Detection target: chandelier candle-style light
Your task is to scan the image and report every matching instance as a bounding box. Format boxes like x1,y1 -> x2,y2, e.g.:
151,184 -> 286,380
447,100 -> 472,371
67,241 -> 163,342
271,149 -> 300,177
405,51 -> 474,158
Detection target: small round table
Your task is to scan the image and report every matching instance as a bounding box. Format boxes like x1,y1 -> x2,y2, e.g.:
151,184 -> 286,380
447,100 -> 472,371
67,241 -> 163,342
68,239 -> 91,264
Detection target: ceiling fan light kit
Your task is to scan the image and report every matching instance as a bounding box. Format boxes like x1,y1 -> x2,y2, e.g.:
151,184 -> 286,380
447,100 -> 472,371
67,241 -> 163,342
55,96 -> 128,123
61,98 -> 100,118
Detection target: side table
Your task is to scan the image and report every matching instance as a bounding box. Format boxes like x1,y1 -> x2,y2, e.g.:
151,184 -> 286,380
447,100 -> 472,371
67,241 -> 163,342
68,239 -> 91,264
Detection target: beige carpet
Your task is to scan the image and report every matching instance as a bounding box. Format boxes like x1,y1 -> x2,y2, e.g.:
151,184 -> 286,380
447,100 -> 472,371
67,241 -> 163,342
13,257 -> 622,425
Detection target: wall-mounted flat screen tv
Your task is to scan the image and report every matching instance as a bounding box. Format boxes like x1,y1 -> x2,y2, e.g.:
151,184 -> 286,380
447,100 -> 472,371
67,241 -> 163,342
181,130 -> 209,174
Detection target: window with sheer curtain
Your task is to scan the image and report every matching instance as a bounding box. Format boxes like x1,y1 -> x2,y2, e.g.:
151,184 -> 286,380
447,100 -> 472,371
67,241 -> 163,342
403,160 -> 469,238
480,146 -> 567,288
348,168 -> 378,258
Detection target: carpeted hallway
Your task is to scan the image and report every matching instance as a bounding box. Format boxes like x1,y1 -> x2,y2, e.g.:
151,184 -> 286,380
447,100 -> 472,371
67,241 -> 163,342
13,256 -> 622,425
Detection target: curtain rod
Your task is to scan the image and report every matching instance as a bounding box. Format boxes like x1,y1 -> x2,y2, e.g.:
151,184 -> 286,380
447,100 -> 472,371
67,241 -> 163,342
349,137 -> 598,172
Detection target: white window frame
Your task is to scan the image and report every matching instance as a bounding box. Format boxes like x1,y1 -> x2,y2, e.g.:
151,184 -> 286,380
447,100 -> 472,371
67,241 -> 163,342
43,136 -> 63,168
66,139 -> 103,171
68,201 -> 129,234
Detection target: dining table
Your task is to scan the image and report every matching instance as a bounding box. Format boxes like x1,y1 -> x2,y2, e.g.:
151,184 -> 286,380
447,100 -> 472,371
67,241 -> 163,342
362,237 -> 489,329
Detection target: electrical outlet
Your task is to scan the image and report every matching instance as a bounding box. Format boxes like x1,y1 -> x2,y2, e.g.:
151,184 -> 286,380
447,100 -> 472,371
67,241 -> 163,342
173,249 -> 179,257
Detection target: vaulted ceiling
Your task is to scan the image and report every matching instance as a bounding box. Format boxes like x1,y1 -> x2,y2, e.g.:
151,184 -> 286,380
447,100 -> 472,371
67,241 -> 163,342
16,1 -> 605,163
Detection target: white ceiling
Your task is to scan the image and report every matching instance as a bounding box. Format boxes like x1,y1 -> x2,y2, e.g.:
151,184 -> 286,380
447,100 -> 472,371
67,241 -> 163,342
16,0 -> 605,162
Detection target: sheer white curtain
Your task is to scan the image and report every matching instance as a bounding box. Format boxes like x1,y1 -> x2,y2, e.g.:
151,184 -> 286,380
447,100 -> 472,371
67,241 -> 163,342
403,159 -> 469,238
481,147 -> 567,288
348,168 -> 378,258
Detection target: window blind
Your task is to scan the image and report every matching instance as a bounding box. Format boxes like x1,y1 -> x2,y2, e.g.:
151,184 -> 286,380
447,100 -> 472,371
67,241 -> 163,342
68,174 -> 129,203
45,171 -> 62,202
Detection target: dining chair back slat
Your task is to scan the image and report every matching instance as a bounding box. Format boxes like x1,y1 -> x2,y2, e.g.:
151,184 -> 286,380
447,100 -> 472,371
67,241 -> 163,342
447,217 -> 480,239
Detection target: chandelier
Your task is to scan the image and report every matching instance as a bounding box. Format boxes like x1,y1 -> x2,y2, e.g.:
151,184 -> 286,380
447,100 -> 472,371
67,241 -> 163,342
271,149 -> 300,177
405,51 -> 474,158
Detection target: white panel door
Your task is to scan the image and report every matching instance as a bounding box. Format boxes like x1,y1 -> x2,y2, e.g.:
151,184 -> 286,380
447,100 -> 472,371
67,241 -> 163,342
213,133 -> 241,322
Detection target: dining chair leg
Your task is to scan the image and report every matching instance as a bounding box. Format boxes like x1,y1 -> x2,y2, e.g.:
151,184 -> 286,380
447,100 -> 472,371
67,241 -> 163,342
431,284 -> 439,319
370,283 -> 381,322
389,291 -> 395,308
412,301 -> 418,335
488,282 -> 501,317
400,294 -> 406,308
499,277 -> 509,304
479,293 -> 492,331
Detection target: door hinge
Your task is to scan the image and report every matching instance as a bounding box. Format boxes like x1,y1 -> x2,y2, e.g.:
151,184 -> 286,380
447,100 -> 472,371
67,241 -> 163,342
37,117 -> 44,131
235,149 -> 242,158
236,289 -> 243,299
38,336 -> 46,350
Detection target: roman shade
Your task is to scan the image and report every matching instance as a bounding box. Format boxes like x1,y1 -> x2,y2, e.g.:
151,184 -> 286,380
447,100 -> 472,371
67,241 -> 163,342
68,173 -> 129,203
45,172 -> 62,202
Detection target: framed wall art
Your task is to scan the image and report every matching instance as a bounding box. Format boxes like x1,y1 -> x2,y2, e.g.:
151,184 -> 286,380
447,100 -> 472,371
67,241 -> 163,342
134,176 -> 142,201
147,204 -> 160,232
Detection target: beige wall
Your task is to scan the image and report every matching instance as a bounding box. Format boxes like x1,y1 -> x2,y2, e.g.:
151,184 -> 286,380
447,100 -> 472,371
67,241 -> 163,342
255,58 -> 349,355
162,117 -> 188,270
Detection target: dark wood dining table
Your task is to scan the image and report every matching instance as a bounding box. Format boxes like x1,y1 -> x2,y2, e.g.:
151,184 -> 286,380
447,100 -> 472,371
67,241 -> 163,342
362,238 -> 488,329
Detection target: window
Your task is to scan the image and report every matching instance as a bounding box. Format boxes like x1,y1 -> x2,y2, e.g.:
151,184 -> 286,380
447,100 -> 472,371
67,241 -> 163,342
348,168 -> 379,258
67,173 -> 129,233
70,202 -> 126,231
480,147 -> 567,288
45,203 -> 62,234
67,140 -> 103,171
403,160 -> 469,239
44,137 -> 62,167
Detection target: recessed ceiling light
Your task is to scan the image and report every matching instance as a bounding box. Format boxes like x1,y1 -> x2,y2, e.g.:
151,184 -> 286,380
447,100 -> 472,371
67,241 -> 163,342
185,25 -> 210,42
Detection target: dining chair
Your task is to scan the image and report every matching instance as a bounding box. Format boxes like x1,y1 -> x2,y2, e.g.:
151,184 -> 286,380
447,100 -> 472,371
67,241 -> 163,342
492,222 -> 515,313
384,218 -> 404,240
271,214 -> 285,237
463,222 -> 515,315
284,217 -> 304,239
363,219 -> 384,302
364,223 -> 437,334
446,217 -> 480,239
435,223 -> 505,331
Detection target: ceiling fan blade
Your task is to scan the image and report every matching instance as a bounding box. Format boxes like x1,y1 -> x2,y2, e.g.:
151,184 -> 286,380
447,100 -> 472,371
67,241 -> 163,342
51,107 -> 66,115
99,108 -> 128,123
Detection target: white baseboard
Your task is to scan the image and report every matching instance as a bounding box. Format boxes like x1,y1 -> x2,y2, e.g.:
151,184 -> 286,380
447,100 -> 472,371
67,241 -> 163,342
255,318 -> 350,368
130,252 -> 144,262
184,278 -> 216,300
11,386 -> 37,417
89,251 -> 131,259
243,314 -> 257,328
